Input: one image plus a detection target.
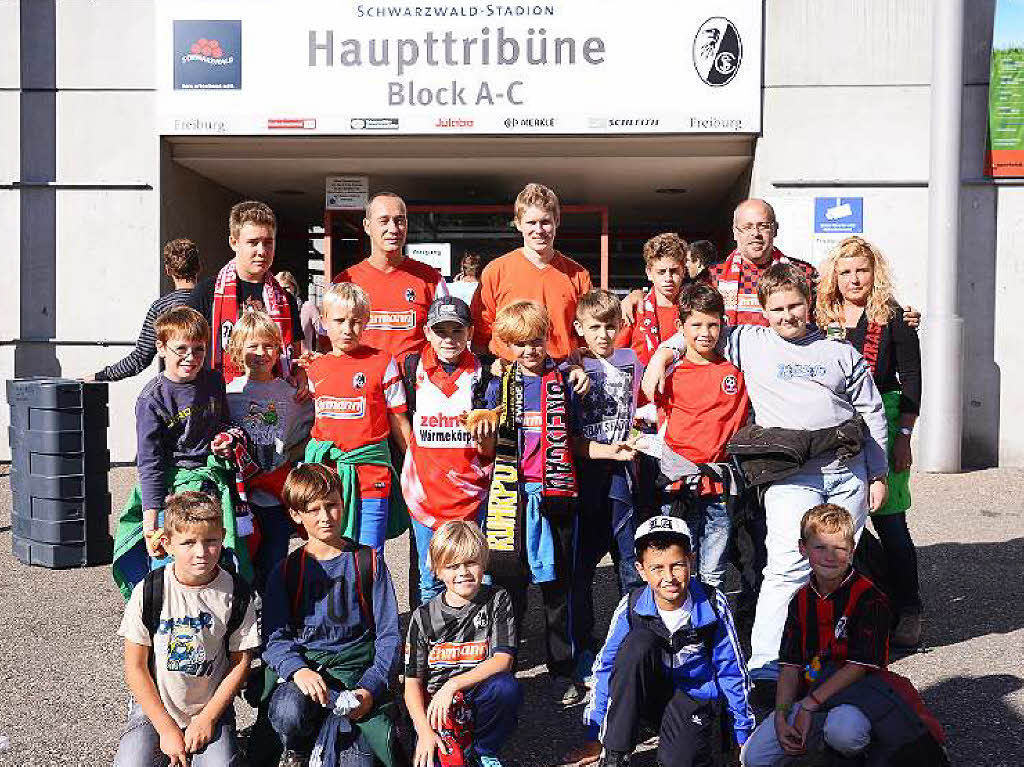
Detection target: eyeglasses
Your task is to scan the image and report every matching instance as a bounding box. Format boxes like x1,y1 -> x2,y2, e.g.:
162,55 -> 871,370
166,345 -> 206,360
736,221 -> 775,233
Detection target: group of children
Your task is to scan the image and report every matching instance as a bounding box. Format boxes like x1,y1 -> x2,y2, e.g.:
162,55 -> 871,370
111,194 -> 946,767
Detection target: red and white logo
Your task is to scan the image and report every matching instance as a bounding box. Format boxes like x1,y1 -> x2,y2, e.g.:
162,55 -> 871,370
368,309 -> 417,331
721,374 -> 738,395
315,396 -> 366,419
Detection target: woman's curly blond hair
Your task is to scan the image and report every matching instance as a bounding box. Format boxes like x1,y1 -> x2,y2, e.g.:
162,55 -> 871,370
816,236 -> 898,327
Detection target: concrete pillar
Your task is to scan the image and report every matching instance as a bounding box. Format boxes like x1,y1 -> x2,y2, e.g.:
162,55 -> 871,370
920,0 -> 965,472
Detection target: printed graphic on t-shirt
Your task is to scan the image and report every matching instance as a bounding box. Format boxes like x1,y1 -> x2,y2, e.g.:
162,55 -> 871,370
315,396 -> 366,419
415,411 -> 473,447
776,363 -> 828,380
368,309 -> 417,331
427,640 -> 488,667
160,613 -> 215,676
577,362 -> 637,443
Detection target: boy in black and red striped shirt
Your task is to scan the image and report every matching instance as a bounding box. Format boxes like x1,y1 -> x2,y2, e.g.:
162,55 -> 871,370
741,504 -> 889,765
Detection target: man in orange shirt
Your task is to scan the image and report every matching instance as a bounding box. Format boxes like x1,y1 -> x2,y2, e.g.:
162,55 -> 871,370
333,192 -> 448,363
471,183 -> 593,362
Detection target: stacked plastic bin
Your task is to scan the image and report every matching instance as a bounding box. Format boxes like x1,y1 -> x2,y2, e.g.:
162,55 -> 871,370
7,378 -> 113,568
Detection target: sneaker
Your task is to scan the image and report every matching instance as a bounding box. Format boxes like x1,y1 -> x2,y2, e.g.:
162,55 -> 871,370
892,610 -> 923,647
560,679 -> 589,707
476,756 -> 504,767
597,750 -> 630,767
278,750 -> 309,767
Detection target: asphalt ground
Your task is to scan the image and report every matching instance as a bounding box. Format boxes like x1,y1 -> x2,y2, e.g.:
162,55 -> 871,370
1,466 -> 1022,767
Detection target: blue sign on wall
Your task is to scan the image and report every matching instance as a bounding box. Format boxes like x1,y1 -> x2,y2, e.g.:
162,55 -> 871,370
814,197 -> 863,234
174,20 -> 242,90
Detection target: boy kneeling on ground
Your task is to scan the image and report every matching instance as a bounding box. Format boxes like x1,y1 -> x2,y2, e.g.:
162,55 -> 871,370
115,491 -> 260,767
574,515 -> 754,767
404,520 -> 523,767
258,463 -> 402,767
741,504 -> 948,766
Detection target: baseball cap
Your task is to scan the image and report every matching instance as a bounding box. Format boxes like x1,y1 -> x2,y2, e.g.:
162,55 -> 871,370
634,515 -> 692,552
426,296 -> 472,328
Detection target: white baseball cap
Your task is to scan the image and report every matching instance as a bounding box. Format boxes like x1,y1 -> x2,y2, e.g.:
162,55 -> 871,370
634,515 -> 692,551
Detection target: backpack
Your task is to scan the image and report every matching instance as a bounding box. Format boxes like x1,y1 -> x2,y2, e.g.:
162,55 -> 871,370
140,567 -> 252,678
402,352 -> 492,416
281,543 -> 376,631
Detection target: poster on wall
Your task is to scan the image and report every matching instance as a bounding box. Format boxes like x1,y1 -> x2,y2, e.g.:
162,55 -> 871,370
988,0 -> 1024,177
155,0 -> 762,135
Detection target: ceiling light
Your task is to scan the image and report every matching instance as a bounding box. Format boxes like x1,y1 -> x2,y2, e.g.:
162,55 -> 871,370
272,188 -> 304,196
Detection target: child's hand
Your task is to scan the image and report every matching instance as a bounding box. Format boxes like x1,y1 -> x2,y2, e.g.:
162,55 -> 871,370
293,667 -> 329,706
792,701 -> 815,750
426,680 -> 459,731
290,366 -> 312,403
144,528 -> 166,558
640,348 -> 674,401
489,357 -> 507,378
869,478 -> 888,512
157,724 -> 189,766
607,439 -> 638,462
620,289 -> 645,325
210,432 -> 233,458
183,710 -> 215,754
413,727 -> 448,767
567,366 -> 591,395
291,350 -> 321,369
775,709 -> 805,756
348,687 -> 374,721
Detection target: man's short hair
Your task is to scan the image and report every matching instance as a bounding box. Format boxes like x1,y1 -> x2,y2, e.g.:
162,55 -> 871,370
282,463 -> 343,514
227,308 -> 283,370
364,191 -> 407,220
163,238 -> 201,282
322,281 -> 371,319
229,201 -> 277,240
576,289 -> 622,324
643,232 -> 688,267
154,306 -> 210,346
428,520 -> 490,574
493,300 -> 550,345
677,283 -> 725,323
756,262 -> 812,307
800,503 -> 855,547
514,183 -> 560,223
164,491 -> 223,538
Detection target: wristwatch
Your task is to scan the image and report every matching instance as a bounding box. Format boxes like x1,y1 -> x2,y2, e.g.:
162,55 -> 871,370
898,426 -> 913,437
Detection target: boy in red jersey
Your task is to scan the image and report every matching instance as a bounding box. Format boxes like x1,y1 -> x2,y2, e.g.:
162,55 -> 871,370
304,281 -> 413,552
655,283 -> 750,588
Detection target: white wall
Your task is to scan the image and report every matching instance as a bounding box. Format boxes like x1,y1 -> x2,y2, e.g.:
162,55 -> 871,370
754,0 -> 1010,467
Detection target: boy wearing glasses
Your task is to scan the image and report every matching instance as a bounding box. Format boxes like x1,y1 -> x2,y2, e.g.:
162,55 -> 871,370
113,306 -> 238,596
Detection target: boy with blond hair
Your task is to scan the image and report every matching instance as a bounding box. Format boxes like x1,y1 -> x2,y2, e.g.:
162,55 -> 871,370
615,232 -> 689,364
471,183 -> 593,362
304,281 -> 412,552
260,463 -> 402,767
112,307 -> 252,597
115,491 -> 260,767
225,308 -> 314,583
481,299 -> 583,701
567,289 -> 644,692
643,263 -> 889,686
405,521 -> 522,767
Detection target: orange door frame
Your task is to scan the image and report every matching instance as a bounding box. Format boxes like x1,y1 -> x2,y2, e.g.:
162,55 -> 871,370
324,204 -> 610,288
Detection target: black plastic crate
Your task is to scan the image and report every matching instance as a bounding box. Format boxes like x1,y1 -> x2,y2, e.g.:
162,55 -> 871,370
12,512 -> 86,544
12,494 -> 97,522
10,467 -> 108,500
6,378 -> 109,409
12,535 -> 89,569
8,406 -> 108,432
8,426 -> 85,454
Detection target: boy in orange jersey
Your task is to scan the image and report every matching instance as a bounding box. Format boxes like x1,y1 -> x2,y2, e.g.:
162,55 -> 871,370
304,281 -> 413,553
471,183 -> 593,363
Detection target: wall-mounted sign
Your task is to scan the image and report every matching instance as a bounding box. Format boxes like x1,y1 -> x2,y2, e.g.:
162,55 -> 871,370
326,176 -> 369,211
814,197 -> 863,234
988,0 -> 1024,177
156,0 -> 762,135
406,242 -> 452,277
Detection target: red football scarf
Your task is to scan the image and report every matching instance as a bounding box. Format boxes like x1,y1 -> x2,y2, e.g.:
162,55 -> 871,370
861,321 -> 883,377
634,289 -> 663,359
210,261 -> 294,383
716,247 -> 791,326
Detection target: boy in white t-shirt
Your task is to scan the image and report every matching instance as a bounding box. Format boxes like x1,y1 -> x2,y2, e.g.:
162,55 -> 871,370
566,289 -> 644,696
115,491 -> 260,767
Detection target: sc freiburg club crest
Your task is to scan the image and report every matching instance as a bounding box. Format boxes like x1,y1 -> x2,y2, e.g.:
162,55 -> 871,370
693,17 -> 742,86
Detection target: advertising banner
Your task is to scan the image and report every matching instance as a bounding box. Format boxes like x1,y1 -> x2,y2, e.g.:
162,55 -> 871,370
988,0 -> 1024,176
156,0 -> 762,135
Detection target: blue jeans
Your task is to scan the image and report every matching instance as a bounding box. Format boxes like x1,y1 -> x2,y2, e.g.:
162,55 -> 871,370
411,516 -> 446,603
464,672 -> 523,757
268,681 -> 374,760
870,511 -> 921,612
253,503 -> 293,593
114,704 -> 240,766
748,455 -> 868,678
681,496 -> 731,589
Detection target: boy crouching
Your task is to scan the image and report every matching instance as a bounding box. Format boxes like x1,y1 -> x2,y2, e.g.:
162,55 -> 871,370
404,520 -> 522,767
580,516 -> 754,767
115,491 -> 260,767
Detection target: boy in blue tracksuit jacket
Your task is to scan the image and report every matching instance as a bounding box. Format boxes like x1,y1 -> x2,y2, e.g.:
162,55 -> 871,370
579,516 -> 755,767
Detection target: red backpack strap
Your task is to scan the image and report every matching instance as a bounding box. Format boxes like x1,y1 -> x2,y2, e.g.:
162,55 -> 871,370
283,547 -> 307,627
352,545 -> 376,632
